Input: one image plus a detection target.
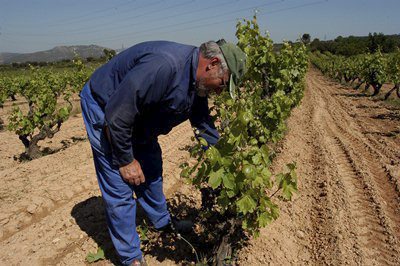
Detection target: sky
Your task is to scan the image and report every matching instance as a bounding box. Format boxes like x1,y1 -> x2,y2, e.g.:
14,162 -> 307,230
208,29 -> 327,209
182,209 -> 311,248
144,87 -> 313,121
0,0 -> 399,53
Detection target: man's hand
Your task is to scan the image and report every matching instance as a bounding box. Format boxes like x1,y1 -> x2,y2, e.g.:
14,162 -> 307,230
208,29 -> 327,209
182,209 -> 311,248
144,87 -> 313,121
119,159 -> 145,186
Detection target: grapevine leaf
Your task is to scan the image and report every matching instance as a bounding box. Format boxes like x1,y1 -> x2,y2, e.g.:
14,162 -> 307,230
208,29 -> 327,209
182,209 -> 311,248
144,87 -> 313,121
237,194 -> 257,214
222,173 -> 235,190
198,137 -> 208,147
86,247 -> 105,263
226,189 -> 237,198
276,165 -> 298,200
252,175 -> 264,188
251,152 -> 262,165
281,179 -> 297,200
58,106 -> 70,120
180,167 -> 190,179
208,168 -> 224,189
205,146 -> 221,165
257,211 -> 273,227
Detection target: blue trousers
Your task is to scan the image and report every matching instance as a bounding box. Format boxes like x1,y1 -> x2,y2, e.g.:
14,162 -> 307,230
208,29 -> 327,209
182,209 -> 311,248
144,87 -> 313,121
80,84 -> 171,265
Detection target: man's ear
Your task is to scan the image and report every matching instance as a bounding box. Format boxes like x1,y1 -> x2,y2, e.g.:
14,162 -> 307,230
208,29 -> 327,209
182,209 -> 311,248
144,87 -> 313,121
208,57 -> 220,69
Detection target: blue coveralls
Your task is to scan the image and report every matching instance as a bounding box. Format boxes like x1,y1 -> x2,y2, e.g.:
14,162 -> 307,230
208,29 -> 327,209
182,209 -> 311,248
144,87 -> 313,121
80,41 -> 219,265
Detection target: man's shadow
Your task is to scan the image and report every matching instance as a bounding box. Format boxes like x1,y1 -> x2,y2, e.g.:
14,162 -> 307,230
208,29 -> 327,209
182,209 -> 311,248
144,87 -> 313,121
71,195 -> 201,265
71,196 -> 120,265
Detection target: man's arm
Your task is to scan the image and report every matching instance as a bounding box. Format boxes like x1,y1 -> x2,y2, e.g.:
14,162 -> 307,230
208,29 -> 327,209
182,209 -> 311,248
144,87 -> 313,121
104,55 -> 172,183
189,95 -> 220,147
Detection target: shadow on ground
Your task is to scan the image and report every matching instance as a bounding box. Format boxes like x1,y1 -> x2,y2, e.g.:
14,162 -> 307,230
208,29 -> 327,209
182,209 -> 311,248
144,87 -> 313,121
71,194 -> 247,265
332,92 -> 370,98
71,194 -> 210,265
14,136 -> 87,162
371,113 -> 400,121
71,196 -> 120,265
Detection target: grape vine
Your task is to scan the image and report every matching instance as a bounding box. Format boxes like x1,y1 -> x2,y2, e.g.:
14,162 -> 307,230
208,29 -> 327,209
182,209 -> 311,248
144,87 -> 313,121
181,15 -> 308,239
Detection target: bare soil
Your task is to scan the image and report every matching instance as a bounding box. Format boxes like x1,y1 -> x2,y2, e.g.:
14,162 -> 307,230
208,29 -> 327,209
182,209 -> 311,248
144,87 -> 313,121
0,68 -> 399,265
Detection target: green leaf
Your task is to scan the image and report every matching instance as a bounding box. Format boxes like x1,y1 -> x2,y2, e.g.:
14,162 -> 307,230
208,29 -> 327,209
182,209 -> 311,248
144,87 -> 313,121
208,168 -> 224,189
86,247 -> 105,263
58,106 -> 70,120
198,137 -> 208,147
281,179 -> 297,200
137,224 -> 149,241
258,211 -> 273,227
222,173 -> 235,190
180,166 -> 190,179
205,146 -> 221,165
276,163 -> 298,200
226,189 -> 237,198
251,152 -> 262,165
236,194 -> 257,214
260,167 -> 272,188
252,175 -> 265,188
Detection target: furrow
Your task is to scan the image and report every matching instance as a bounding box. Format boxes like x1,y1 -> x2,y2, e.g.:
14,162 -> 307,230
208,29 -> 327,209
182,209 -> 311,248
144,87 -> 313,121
332,136 -> 399,264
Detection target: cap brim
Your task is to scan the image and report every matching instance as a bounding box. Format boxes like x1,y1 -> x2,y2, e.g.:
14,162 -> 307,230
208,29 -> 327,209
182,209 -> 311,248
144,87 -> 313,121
229,74 -> 237,99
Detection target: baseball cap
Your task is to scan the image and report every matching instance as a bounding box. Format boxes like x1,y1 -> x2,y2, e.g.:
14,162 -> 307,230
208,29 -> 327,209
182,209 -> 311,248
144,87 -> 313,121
217,39 -> 247,99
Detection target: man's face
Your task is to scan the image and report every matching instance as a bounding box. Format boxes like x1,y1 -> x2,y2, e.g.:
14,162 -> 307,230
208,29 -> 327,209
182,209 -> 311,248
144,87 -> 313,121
196,63 -> 229,97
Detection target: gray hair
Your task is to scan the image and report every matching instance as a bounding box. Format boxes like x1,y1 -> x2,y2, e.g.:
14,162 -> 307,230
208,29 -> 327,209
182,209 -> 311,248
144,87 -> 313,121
199,41 -> 228,73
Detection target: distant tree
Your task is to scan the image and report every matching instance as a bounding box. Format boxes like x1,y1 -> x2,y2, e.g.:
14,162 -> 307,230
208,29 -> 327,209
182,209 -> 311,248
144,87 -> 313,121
86,56 -> 95,62
301,33 -> 311,45
310,38 -> 321,52
368,32 -> 386,53
383,37 -> 397,53
103,49 -> 116,61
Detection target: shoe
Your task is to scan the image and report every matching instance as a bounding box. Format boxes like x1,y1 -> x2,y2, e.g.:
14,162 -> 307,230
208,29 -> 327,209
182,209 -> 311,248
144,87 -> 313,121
158,218 -> 193,234
130,257 -> 147,266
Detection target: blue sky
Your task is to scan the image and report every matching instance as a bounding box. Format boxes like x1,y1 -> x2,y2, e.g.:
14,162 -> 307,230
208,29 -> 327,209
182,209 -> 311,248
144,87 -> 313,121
0,0 -> 399,53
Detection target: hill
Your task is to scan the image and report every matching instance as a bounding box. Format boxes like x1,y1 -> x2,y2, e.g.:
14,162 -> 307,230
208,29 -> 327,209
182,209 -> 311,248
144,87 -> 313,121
0,45 -> 109,64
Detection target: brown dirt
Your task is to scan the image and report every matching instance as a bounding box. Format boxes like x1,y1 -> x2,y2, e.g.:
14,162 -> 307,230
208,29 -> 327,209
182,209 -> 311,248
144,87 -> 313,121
0,67 -> 399,265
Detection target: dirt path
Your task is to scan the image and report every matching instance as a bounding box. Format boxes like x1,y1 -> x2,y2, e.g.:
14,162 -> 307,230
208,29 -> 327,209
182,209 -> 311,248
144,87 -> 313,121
238,68 -> 400,265
0,67 -> 399,265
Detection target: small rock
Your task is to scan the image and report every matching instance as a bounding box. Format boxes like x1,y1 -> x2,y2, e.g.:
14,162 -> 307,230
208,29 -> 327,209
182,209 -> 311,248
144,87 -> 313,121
296,230 -> 306,239
52,238 -> 60,243
26,204 -> 37,214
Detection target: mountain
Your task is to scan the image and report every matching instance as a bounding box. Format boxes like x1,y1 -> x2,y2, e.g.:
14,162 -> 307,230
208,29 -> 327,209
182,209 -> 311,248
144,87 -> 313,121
0,53 -> 20,64
0,45 -> 109,64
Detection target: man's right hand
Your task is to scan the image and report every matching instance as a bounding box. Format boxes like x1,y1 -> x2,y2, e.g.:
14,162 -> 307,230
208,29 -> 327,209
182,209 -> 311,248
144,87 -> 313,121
119,159 -> 145,186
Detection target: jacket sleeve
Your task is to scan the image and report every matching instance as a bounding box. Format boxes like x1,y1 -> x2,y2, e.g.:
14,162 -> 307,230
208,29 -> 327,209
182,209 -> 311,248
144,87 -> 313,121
104,55 -> 172,167
189,95 -> 220,147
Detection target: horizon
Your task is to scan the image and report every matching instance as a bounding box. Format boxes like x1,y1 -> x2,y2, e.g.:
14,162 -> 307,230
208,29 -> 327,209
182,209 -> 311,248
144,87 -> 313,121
1,0 -> 399,54
3,32 -> 400,55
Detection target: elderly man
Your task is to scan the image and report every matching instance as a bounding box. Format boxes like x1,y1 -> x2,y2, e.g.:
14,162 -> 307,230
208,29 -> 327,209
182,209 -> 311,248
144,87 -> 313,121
80,40 -> 246,266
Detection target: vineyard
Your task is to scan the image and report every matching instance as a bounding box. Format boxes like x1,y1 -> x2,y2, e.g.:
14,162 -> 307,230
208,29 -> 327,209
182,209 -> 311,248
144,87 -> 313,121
1,16 -> 400,266
310,49 -> 400,99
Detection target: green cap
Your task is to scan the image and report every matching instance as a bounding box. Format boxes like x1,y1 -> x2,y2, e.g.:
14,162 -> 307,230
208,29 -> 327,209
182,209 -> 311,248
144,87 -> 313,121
217,39 -> 247,99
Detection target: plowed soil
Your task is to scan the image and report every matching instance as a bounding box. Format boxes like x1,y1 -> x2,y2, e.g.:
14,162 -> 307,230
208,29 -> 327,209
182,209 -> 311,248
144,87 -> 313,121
0,67 -> 399,265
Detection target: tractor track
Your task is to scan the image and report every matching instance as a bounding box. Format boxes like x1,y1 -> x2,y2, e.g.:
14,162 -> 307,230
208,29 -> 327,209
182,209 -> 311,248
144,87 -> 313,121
238,68 -> 400,265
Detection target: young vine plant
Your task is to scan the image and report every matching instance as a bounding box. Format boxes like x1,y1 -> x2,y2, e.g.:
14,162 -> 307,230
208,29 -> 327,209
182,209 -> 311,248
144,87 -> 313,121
6,59 -> 90,159
181,15 -> 308,237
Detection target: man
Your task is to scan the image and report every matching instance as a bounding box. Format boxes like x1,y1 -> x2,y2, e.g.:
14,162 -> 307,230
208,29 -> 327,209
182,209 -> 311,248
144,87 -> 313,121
80,40 -> 246,266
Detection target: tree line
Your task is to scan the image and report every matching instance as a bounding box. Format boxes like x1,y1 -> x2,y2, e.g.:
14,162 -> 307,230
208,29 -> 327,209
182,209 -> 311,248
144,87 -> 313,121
304,33 -> 400,56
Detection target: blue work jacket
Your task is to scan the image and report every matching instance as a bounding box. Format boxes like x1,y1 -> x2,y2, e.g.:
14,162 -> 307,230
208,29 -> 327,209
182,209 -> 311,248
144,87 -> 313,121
88,41 -> 219,168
